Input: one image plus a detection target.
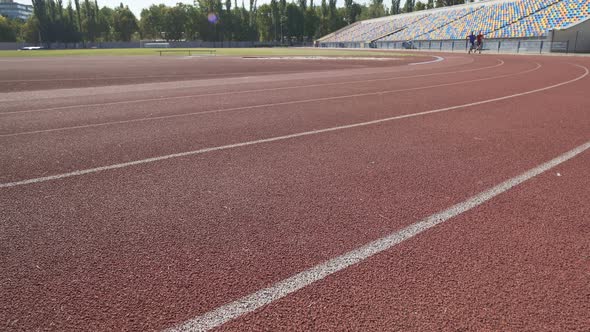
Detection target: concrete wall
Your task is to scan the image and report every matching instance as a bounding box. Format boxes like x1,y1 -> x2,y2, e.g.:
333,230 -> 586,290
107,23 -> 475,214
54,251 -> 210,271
0,42 -> 22,50
551,17 -> 590,53
329,37 -> 576,55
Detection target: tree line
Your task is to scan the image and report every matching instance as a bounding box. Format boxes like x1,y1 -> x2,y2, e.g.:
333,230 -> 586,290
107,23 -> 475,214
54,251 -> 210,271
0,0 -> 470,44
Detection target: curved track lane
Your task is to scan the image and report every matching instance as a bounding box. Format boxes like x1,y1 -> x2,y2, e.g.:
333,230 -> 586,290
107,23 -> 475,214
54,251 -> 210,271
1,53 -> 589,332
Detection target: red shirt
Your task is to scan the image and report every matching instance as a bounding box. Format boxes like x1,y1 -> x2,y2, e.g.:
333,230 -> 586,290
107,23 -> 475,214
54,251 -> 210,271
477,34 -> 484,42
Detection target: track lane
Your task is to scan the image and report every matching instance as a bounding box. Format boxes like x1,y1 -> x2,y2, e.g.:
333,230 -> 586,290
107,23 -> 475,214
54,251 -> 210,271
0,55 -> 479,113
215,154 -> 590,331
1,55 -> 589,331
0,58 -> 514,135
0,57 -> 490,117
0,59 -> 577,183
0,55 -> 428,93
0,54 -> 440,94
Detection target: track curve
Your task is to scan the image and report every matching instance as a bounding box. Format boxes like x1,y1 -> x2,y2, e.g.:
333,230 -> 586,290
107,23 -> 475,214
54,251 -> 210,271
1,52 -> 589,332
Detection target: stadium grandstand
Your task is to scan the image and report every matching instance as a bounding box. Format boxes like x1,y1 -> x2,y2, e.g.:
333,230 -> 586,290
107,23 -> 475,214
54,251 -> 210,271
318,12 -> 431,47
318,0 -> 590,53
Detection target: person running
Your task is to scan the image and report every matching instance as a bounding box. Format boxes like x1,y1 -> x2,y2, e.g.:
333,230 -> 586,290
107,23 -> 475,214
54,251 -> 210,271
467,31 -> 476,54
476,31 -> 484,54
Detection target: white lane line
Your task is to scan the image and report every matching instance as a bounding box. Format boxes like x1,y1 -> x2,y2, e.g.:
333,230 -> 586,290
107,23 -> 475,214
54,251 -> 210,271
409,55 -> 445,65
1,59 -> 501,116
166,140 -> 590,332
0,69 -> 306,83
0,63 -> 584,189
3,60 -> 534,138
0,61 -> 527,137
0,57 -> 476,104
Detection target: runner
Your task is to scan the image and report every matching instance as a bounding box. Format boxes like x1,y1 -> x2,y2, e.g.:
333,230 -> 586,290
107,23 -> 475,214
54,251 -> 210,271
476,31 -> 484,54
467,31 -> 476,54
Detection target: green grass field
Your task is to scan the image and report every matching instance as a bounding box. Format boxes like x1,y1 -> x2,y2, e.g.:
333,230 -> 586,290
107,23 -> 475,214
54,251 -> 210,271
0,47 -> 411,58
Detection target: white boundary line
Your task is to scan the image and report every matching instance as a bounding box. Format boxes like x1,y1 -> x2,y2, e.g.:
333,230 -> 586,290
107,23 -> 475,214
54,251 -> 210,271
1,58 -> 499,116
0,69 -> 307,84
3,60 -> 535,138
409,55 -> 445,65
0,63 -> 584,189
166,140 -> 590,332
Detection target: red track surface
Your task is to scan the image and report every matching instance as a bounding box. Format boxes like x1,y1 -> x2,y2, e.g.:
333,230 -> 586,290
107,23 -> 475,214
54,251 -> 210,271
0,52 -> 589,331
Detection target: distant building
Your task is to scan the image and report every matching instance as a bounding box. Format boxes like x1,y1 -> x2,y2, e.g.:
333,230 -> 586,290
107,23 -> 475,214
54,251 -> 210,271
0,0 -> 33,20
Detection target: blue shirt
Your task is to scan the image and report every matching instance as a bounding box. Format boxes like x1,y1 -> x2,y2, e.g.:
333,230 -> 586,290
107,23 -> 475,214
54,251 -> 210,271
469,34 -> 476,43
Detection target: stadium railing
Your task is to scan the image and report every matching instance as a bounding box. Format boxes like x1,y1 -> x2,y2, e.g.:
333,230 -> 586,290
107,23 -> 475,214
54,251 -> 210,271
365,38 -> 574,54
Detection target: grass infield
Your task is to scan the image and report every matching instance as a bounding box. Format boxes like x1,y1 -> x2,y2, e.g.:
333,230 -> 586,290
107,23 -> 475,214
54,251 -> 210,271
0,47 -> 412,58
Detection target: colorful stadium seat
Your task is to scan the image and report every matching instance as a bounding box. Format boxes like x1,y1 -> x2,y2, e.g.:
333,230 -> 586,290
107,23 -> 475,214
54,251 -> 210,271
320,0 -> 590,43
383,5 -> 481,41
489,0 -> 590,38
321,13 -> 428,42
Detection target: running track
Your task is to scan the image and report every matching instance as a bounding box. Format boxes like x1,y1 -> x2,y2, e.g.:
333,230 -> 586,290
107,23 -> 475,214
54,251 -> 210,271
1,53 -> 589,331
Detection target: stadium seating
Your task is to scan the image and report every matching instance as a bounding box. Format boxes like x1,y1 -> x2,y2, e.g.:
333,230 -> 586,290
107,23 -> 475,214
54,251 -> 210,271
382,5 -> 479,41
421,0 -> 561,40
489,0 -> 590,38
321,13 -> 428,42
320,0 -> 590,43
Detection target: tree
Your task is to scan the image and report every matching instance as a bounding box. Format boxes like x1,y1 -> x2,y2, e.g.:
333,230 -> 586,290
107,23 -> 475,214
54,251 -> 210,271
297,0 -> 307,35
435,0 -> 464,7
74,0 -> 82,34
32,0 -> 49,44
390,0 -> 401,15
82,0 -> 97,41
19,0 -> 445,46
31,0 -> 79,45
158,4 -> 189,41
21,16 -> 41,43
304,2 -> 319,40
344,0 -> 361,24
327,0 -> 343,32
97,6 -> 114,41
285,2 -> 303,41
194,0 -> 225,41
256,3 -> 273,41
221,0 -> 233,40
63,1 -> 81,44
403,0 -> 415,12
441,0 -> 464,5
0,16 -> 18,42
249,0 -> 257,27
112,3 -> 137,41
367,0 -> 386,18
269,0 -> 279,40
184,5 -> 200,40
317,0 -> 328,36
415,1 -> 426,10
